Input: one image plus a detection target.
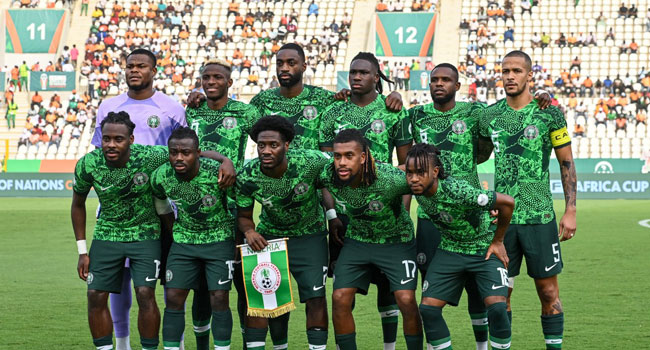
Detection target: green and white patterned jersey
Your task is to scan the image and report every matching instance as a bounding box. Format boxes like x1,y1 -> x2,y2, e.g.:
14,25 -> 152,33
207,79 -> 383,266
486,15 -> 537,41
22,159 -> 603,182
319,94 -> 412,164
250,85 -> 335,150
185,99 -> 261,169
150,158 -> 235,244
317,162 -> 414,244
409,101 -> 485,219
480,99 -> 571,225
235,150 -> 329,237
416,177 -> 497,256
73,144 -> 168,242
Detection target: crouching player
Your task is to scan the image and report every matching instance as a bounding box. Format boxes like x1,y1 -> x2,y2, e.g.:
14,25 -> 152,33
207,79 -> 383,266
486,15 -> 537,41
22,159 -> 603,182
404,143 -> 515,350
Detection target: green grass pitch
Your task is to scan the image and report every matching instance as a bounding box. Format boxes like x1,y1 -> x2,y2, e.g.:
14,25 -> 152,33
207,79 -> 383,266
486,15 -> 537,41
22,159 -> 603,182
1,198 -> 649,349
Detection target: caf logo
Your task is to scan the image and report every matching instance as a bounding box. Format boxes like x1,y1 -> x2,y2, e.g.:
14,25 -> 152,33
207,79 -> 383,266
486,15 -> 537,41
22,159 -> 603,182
368,200 -> 384,212
166,270 -> 173,282
86,272 -> 94,285
147,115 -> 160,128
422,280 -> 429,292
223,117 -> 237,129
303,106 -> 318,120
416,252 -> 427,265
451,120 -> 467,134
438,211 -> 453,223
294,182 -> 309,195
202,194 -> 217,207
251,262 -> 282,295
524,125 -> 539,140
371,120 -> 386,134
133,172 -> 149,186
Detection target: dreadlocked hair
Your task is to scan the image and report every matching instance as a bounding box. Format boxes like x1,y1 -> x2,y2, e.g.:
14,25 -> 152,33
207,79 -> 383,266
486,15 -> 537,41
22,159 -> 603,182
351,52 -> 393,94
101,111 -> 136,135
406,143 -> 448,179
333,129 -> 378,186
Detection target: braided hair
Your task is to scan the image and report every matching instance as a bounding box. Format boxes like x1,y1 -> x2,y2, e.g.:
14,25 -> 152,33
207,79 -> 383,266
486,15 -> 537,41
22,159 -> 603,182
351,52 -> 393,94
332,129 -> 377,186
101,111 -> 136,135
405,143 -> 447,179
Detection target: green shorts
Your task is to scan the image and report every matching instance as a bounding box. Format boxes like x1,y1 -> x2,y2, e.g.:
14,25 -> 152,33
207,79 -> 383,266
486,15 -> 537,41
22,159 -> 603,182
422,249 -> 509,306
87,240 -> 161,293
264,232 -> 328,303
333,238 -> 418,293
165,241 -> 235,291
415,217 -> 442,273
505,220 -> 562,279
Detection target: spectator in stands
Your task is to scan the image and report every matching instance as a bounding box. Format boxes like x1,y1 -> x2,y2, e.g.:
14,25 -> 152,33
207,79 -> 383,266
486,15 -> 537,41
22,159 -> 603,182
581,76 -> 593,97
619,3 -> 628,18
376,0 -> 388,12
31,92 -> 43,109
197,21 -> 206,36
19,61 -> 29,92
629,39 -> 639,53
5,96 -> 17,129
342,12 -> 351,27
585,32 -> 597,46
531,32 -> 541,48
629,4 -> 638,18
469,19 -> 478,36
521,0 -> 532,15
557,33 -> 567,47
70,44 -> 79,67
459,18 -> 469,33
619,40 -> 628,54
637,110 -> 648,125
503,27 -> 514,42
227,1 -> 238,16
624,74 -> 635,90
605,27 -> 615,42
616,115 -> 627,131
595,107 -> 607,125
573,124 -> 584,137
475,55 -> 487,70
394,0 -> 404,12
604,76 -> 613,94
541,32 -> 551,48
570,56 -> 582,72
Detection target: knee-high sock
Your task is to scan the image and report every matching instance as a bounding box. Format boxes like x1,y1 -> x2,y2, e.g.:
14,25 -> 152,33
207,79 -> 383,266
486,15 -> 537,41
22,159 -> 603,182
268,313 -> 290,349
212,310 -> 233,350
377,283 -> 398,349
419,304 -> 452,350
244,327 -> 268,350
487,302 -> 511,350
163,308 -> 185,350
192,287 -> 212,350
541,313 -> 564,349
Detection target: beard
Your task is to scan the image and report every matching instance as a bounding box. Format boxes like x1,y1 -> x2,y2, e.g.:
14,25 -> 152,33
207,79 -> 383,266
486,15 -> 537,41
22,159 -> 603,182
505,83 -> 527,97
432,92 -> 455,105
278,72 -> 302,87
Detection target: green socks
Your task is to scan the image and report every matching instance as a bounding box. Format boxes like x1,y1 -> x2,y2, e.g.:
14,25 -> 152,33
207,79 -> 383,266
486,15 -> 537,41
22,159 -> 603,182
307,327 -> 328,350
140,337 -> 158,350
487,302 -> 511,349
335,332 -> 357,350
244,327 -> 267,350
268,313 -> 290,349
405,334 -> 424,350
378,305 -> 399,349
419,304 -> 452,349
93,334 -> 113,350
542,313 -> 564,349
193,319 -> 211,350
163,308 -> 184,349
212,310 -> 233,350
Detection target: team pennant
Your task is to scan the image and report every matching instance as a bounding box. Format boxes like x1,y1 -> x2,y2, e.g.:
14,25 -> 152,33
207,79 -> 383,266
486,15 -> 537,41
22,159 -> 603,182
239,238 -> 295,318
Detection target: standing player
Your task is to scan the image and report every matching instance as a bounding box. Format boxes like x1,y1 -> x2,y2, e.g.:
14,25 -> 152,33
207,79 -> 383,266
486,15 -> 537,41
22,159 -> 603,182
319,129 -> 423,350
480,50 -> 577,349
405,143 -> 515,350
185,59 -> 260,349
186,43 -> 404,349
91,48 -> 234,350
72,112 -> 171,350
151,128 -> 236,350
319,52 -> 412,350
235,116 -> 330,350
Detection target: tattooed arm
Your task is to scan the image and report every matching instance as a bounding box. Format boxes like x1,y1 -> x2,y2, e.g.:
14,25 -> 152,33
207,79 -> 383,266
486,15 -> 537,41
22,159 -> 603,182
555,145 -> 577,241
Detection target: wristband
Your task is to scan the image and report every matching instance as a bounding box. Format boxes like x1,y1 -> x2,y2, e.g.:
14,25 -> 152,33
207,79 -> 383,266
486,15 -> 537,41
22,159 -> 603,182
77,240 -> 87,255
326,209 -> 337,220
535,89 -> 549,96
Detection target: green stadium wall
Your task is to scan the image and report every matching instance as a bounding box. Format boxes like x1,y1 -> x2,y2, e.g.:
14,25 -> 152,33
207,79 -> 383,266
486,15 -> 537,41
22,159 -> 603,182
0,159 -> 648,198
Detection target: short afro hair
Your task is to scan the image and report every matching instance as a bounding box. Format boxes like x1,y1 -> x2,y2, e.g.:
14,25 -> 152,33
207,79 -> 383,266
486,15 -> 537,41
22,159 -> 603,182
250,115 -> 295,143
168,127 -> 199,149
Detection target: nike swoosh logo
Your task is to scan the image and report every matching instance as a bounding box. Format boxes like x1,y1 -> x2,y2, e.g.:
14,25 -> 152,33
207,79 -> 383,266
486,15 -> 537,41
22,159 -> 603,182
100,184 -> 113,191
544,263 -> 558,272
385,310 -> 399,317
145,277 -> 157,282
400,279 -> 413,284
491,284 -> 506,290
313,285 -> 324,291
218,279 -> 231,285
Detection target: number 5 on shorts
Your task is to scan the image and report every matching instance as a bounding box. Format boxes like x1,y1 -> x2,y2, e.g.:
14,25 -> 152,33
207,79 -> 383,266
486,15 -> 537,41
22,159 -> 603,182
552,243 -> 560,263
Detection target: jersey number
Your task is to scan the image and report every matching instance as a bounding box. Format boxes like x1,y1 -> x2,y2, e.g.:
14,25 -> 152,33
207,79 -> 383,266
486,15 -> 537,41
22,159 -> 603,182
497,267 -> 509,287
402,260 -> 417,279
551,243 -> 560,263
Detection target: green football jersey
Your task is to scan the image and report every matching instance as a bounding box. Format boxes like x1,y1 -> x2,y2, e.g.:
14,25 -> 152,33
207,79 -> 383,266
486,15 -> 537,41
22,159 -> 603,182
480,99 -> 571,225
317,161 -> 414,244
249,85 -> 335,150
319,94 -> 412,164
416,177 -> 497,256
409,101 -> 484,219
151,158 -> 235,244
73,144 -> 168,242
235,150 -> 329,237
185,99 -> 260,169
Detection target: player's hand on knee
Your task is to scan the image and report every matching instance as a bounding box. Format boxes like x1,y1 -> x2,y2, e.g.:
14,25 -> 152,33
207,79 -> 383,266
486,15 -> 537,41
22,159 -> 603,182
187,90 -> 206,108
218,158 -> 236,189
244,229 -> 267,251
486,241 -> 509,268
385,91 -> 403,111
334,88 -> 351,102
328,218 -> 344,246
77,254 -> 89,281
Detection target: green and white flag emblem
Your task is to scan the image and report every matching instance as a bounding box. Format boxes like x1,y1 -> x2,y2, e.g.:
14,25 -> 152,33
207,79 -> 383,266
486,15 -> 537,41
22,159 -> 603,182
240,238 -> 295,318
